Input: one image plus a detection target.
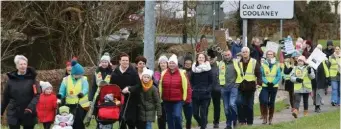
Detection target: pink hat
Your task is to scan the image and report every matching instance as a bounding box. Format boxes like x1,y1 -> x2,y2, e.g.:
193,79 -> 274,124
297,56 -> 306,62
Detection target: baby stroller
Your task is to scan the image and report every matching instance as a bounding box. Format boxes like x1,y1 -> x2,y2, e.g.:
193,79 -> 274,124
96,84 -> 124,126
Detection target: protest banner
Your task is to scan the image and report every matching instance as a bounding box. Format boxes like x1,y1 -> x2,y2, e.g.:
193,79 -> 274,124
307,48 -> 327,69
214,30 -> 228,51
263,41 -> 279,57
284,40 -> 295,54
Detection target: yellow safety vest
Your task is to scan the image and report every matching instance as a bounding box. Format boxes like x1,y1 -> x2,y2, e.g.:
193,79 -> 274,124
262,63 -> 279,87
159,69 -> 188,101
322,61 -> 330,78
283,62 -> 292,80
239,58 -> 257,81
293,67 -> 312,91
329,56 -> 340,77
217,60 -> 243,86
65,75 -> 90,108
95,71 -> 111,86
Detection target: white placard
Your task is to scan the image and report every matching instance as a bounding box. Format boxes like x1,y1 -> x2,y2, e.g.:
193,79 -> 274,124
307,48 -> 328,70
284,40 -> 295,54
266,41 -> 279,53
240,0 -> 294,19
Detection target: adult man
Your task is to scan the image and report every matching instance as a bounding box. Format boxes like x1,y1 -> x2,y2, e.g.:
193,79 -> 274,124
217,50 -> 243,129
111,53 -> 140,129
237,47 -> 262,125
324,40 -> 334,58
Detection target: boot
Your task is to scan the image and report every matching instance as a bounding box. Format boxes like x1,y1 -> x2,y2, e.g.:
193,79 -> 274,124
268,107 -> 275,125
304,110 -> 308,116
260,105 -> 268,124
315,105 -> 321,113
292,108 -> 298,118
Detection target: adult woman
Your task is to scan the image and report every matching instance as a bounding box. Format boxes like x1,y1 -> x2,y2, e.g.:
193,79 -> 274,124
159,54 -> 190,129
88,53 -> 113,128
153,55 -> 168,129
58,59 -> 90,129
190,53 -> 213,129
283,54 -> 296,111
329,46 -> 340,106
1,55 -> 41,129
135,56 -> 147,79
259,50 -> 281,125
110,53 -> 140,129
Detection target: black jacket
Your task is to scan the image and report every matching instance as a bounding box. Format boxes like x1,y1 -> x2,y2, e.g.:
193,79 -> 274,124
1,67 -> 41,126
190,70 -> 213,100
89,67 -> 113,101
210,62 -> 220,92
109,65 -> 140,122
315,61 -> 330,89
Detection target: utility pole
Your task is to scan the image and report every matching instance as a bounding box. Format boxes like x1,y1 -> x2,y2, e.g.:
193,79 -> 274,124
212,1 -> 216,43
280,19 -> 283,39
183,1 -> 188,44
143,0 -> 156,70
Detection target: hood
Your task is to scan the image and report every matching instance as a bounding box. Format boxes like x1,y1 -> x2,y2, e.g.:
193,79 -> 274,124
7,67 -> 37,80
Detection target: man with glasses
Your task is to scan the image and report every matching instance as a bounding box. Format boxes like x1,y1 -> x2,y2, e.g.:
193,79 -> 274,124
237,47 -> 262,126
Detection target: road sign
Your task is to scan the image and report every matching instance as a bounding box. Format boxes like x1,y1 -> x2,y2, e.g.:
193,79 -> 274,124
240,0 -> 294,19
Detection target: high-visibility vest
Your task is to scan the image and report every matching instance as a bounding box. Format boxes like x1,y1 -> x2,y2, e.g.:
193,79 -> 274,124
329,56 -> 340,77
262,63 -> 279,87
321,61 -> 330,78
65,75 -> 90,108
239,58 -> 257,81
95,71 -> 111,86
217,60 -> 243,86
159,69 -> 188,101
293,67 -> 312,91
283,63 -> 292,80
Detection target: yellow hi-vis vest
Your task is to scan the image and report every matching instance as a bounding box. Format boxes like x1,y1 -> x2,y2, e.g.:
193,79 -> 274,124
262,63 -> 279,87
95,71 -> 111,86
159,69 -> 188,101
293,67 -> 312,91
239,58 -> 257,81
65,76 -> 90,108
283,63 -> 292,80
321,61 -> 330,78
217,60 -> 243,86
329,56 -> 340,77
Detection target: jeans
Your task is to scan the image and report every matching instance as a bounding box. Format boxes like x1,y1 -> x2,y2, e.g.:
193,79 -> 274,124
331,81 -> 340,105
294,93 -> 309,110
259,87 -> 278,108
221,85 -> 238,127
237,91 -> 255,125
164,101 -> 184,129
192,98 -> 210,129
183,102 -> 193,127
211,89 -> 221,124
136,121 -> 152,129
146,121 -> 152,129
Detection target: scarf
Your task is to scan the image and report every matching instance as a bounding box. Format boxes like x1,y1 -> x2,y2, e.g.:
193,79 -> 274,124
192,61 -> 211,73
141,80 -> 153,92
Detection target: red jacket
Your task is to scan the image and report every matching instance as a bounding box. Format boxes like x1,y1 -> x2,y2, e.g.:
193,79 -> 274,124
185,73 -> 192,103
36,93 -> 57,123
161,68 -> 189,102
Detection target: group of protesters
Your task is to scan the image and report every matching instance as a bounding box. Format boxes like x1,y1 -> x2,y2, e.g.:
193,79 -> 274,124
1,35 -> 339,129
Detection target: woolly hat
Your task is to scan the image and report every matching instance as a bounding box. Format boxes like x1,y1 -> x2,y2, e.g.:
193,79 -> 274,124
184,56 -> 193,62
327,40 -> 333,46
141,67 -> 153,77
40,81 -> 52,92
66,57 -> 77,66
168,54 -> 178,65
14,55 -> 28,65
305,40 -> 312,46
297,56 -> 306,62
71,60 -> 85,75
100,52 -> 111,62
59,106 -> 70,114
158,55 -> 168,64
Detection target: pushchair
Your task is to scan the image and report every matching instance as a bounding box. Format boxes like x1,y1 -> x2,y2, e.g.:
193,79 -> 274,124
96,84 -> 124,126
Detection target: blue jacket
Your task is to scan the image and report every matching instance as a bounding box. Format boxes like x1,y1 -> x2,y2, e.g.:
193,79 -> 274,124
261,61 -> 282,85
58,75 -> 89,98
232,42 -> 243,58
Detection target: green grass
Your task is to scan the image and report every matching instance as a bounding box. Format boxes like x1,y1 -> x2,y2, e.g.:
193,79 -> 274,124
1,101 -> 287,129
239,110 -> 340,129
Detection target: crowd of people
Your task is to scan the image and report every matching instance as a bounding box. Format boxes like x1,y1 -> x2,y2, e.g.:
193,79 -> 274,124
1,37 -> 340,129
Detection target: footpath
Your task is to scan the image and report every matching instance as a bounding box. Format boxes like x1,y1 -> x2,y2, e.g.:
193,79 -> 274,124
194,89 -> 339,129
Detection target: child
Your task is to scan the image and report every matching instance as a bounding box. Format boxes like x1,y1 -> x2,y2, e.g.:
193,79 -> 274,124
36,81 -> 58,129
52,106 -> 74,129
290,56 -> 315,118
103,93 -> 121,105
126,68 -> 161,129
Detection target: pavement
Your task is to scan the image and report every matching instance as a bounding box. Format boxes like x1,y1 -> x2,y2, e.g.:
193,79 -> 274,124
193,88 -> 339,129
